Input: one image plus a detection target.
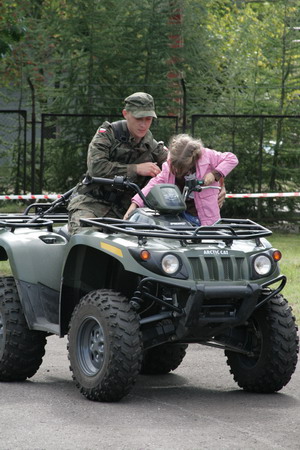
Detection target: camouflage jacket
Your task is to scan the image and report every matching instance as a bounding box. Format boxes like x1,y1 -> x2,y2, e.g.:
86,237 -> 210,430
68,120 -> 167,218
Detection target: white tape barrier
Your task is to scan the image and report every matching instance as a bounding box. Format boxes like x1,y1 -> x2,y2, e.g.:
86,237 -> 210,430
0,192 -> 299,201
226,192 -> 299,198
0,194 -> 61,200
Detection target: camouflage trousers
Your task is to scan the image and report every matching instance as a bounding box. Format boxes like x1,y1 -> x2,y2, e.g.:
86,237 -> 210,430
67,194 -> 122,234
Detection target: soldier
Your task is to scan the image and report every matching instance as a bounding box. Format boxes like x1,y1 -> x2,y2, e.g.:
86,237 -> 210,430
68,91 -> 227,233
68,92 -> 167,233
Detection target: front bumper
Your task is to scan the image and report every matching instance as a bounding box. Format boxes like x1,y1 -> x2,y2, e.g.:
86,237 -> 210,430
177,275 -> 286,339
136,274 -> 286,345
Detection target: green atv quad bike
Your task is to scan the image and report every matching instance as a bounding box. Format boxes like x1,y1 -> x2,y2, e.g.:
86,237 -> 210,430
0,176 -> 298,402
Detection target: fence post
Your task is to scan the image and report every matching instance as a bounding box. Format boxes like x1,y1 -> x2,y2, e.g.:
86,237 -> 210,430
257,117 -> 264,220
40,114 -> 45,193
23,111 -> 27,193
27,77 -> 36,194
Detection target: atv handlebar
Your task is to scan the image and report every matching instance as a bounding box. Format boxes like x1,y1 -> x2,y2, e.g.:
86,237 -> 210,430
183,179 -> 221,201
24,175 -> 222,225
83,175 -> 129,187
83,175 -> 154,209
86,175 -> 221,209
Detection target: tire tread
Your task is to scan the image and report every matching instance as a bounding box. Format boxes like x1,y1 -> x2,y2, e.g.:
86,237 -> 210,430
226,294 -> 299,393
0,276 -> 47,381
68,289 -> 142,402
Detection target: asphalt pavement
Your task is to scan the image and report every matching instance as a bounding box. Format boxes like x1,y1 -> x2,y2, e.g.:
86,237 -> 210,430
0,335 -> 299,450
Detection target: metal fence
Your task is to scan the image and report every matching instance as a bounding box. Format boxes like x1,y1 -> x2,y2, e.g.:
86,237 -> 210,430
191,114 -> 300,222
191,114 -> 300,191
39,113 -> 179,192
0,109 -> 299,223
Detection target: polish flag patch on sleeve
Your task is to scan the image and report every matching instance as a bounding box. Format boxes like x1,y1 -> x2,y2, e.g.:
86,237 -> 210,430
98,128 -> 107,133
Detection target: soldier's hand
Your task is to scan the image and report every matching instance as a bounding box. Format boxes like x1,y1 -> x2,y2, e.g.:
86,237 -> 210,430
136,162 -> 161,177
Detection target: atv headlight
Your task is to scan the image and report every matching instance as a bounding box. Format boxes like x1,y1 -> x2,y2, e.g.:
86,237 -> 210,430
161,254 -> 180,275
253,255 -> 272,276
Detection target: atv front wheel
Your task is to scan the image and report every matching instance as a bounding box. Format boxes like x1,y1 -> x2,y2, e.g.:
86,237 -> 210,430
225,294 -> 299,393
68,289 -> 142,402
0,277 -> 47,381
141,343 -> 188,375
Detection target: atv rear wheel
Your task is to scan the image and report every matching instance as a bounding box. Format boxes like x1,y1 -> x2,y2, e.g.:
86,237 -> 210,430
0,277 -> 47,381
225,294 -> 298,393
68,289 -> 142,402
140,343 -> 188,375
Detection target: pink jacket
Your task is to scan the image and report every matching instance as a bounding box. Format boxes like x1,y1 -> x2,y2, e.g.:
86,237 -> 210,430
132,147 -> 238,226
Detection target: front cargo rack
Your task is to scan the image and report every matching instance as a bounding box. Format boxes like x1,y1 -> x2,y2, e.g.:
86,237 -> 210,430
80,217 -> 272,243
0,213 -> 272,244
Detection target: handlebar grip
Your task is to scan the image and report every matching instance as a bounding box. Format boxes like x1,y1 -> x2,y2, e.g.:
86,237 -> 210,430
84,176 -> 120,186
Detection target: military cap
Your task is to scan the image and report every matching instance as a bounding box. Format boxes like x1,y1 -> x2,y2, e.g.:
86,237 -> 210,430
124,92 -> 157,118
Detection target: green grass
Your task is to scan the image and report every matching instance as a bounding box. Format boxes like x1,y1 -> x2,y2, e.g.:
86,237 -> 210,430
268,232 -> 300,321
0,202 -> 26,213
0,261 -> 12,276
0,232 -> 299,322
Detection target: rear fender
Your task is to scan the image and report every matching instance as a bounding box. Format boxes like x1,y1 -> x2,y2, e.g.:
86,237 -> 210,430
0,228 -> 67,334
0,228 -> 66,289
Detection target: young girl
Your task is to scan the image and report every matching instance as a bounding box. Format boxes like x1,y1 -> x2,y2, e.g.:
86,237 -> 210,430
124,134 -> 238,226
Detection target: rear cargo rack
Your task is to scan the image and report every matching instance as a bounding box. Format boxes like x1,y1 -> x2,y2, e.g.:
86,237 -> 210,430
0,214 -> 68,232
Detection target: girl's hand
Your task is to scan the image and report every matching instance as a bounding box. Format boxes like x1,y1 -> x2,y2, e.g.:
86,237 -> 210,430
203,172 -> 215,186
123,202 -> 138,220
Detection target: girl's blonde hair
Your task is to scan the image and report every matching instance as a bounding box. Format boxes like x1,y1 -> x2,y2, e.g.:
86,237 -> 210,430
169,134 -> 203,178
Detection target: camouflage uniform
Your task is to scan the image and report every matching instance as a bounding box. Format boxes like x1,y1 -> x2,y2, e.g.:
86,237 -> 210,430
68,118 -> 167,233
